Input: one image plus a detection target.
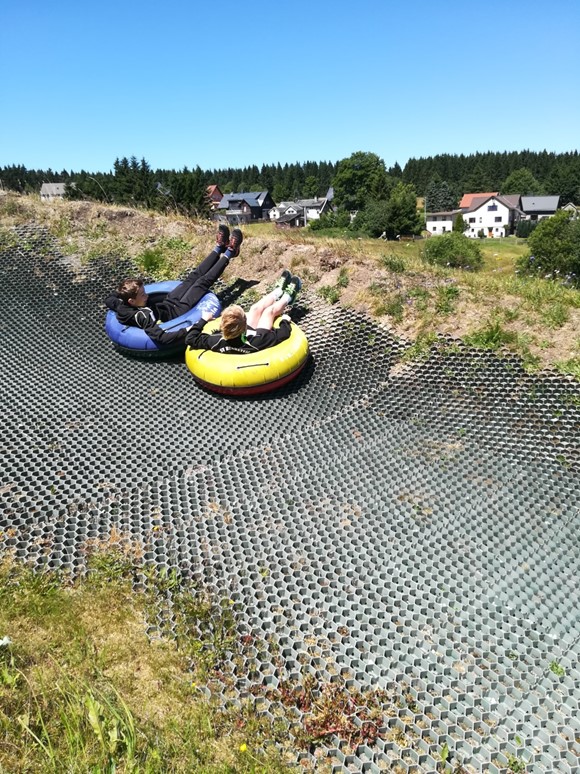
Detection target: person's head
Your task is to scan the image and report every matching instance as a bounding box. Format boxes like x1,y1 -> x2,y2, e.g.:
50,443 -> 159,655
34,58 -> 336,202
117,278 -> 148,307
220,305 -> 247,340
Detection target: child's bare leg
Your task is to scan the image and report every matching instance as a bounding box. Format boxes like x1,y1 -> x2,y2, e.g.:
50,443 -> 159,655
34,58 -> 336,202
246,291 -> 282,328
256,297 -> 288,330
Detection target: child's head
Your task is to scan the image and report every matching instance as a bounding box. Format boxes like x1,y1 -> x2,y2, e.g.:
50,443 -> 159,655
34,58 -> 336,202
221,305 -> 247,339
117,278 -> 147,307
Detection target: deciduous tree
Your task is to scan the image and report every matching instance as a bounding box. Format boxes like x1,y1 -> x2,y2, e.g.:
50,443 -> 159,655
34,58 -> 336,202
332,151 -> 390,211
501,167 -> 544,196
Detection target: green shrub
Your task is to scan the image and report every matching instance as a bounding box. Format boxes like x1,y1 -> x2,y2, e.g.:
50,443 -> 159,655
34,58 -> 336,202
137,246 -> 167,276
318,285 -> 341,304
421,232 -> 483,270
516,210 -> 580,287
515,219 -> 538,238
380,253 -> 406,273
308,211 -> 350,231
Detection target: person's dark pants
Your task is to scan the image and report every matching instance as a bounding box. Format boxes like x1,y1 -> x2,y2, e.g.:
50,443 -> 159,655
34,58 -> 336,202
156,249 -> 229,321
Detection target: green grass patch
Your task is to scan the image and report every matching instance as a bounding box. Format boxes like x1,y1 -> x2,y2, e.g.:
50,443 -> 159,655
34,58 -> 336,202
464,319 -> 541,372
435,285 -> 460,315
0,227 -> 20,251
336,266 -> 349,288
0,552 -> 289,773
555,356 -> 580,380
136,238 -> 192,278
401,332 -> 438,362
380,253 -> 406,273
539,302 -> 570,328
374,292 -> 405,321
318,285 -> 341,304
464,320 -> 518,350
407,287 -> 431,312
0,196 -> 30,222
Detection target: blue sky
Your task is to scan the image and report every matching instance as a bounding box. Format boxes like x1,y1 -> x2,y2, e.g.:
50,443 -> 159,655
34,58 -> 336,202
1,0 -> 578,174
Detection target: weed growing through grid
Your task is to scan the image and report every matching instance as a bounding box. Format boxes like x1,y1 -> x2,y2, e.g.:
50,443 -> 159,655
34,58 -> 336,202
549,660 -> 566,677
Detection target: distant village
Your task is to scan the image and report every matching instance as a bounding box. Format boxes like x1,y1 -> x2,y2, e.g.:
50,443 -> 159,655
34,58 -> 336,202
39,181 -> 579,239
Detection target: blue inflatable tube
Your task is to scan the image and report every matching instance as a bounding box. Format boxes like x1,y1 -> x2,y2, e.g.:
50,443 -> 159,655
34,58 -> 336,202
105,281 -> 222,357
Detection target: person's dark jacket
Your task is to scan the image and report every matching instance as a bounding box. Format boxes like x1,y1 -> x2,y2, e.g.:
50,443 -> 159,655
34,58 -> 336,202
185,318 -> 291,353
104,293 -> 188,347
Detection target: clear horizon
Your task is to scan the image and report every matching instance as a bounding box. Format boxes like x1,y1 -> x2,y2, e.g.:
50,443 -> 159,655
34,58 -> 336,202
1,0 -> 578,174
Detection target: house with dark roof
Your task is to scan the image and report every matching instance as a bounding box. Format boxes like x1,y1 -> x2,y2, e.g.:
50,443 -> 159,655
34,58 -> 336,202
520,196 -> 560,221
274,211 -> 305,229
217,190 -> 275,224
269,197 -> 332,227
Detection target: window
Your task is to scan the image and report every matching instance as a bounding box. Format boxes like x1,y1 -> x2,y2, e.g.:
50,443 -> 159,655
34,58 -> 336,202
469,217 -> 476,223
479,217 -> 482,223
495,216 -> 502,222
488,204 -> 497,211
432,226 -> 437,231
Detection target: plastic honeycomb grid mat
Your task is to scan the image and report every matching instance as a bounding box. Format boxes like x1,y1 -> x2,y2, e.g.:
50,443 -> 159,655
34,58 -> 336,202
1,225 -> 579,773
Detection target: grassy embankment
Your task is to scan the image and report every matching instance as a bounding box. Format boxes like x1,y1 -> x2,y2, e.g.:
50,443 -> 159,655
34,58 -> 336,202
252,225 -> 580,378
1,192 -> 578,377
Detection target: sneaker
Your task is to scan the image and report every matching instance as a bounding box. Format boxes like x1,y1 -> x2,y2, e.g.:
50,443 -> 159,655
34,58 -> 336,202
285,275 -> 302,304
275,269 -> 292,293
226,228 -> 244,257
216,224 -> 230,251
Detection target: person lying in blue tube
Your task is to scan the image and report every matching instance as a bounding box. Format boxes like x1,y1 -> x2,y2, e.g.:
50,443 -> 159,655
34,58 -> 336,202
104,226 -> 242,346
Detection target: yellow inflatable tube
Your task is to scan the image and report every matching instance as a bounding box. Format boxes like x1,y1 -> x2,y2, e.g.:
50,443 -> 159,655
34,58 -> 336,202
185,318 -> 309,395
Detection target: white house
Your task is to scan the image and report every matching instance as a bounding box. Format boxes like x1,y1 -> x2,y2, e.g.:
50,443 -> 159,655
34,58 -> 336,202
426,209 -> 462,235
562,202 -> 579,219
270,201 -> 305,222
269,197 -> 331,225
462,195 -> 518,238
426,194 -> 524,238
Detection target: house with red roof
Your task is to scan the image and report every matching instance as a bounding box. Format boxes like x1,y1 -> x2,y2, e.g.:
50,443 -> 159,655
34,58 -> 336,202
462,194 -> 524,238
206,184 -> 223,211
459,192 -> 498,209
427,192 -> 525,238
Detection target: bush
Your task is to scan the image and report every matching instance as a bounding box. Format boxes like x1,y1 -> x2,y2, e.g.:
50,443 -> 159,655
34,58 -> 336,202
137,246 -> 167,275
421,232 -> 483,270
516,210 -> 580,286
351,199 -> 390,237
308,211 -> 350,231
515,219 -> 538,238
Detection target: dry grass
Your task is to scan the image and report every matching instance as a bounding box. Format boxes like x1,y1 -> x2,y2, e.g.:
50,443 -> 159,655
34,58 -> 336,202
1,192 -> 579,375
